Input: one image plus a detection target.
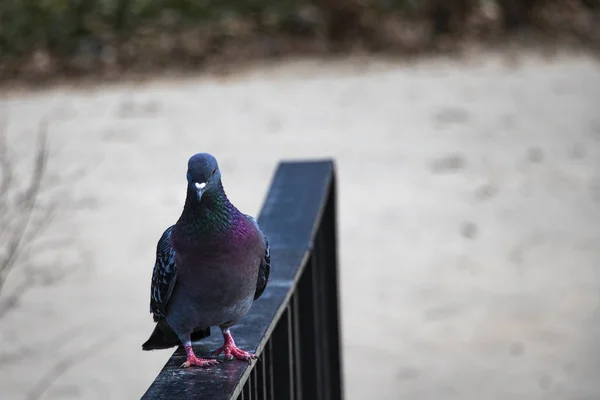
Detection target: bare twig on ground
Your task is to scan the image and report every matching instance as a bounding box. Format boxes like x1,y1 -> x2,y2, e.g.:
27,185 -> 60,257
0,117 -> 90,320
0,121 -> 49,295
0,112 -> 96,400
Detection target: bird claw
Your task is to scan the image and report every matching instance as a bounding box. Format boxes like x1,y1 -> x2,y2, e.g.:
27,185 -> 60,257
214,344 -> 256,362
181,355 -> 219,368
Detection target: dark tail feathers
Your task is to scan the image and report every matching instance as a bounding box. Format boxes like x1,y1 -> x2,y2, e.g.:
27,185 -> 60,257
142,321 -> 211,351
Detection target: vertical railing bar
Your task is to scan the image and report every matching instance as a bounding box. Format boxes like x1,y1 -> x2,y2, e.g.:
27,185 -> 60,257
252,365 -> 258,400
256,348 -> 266,400
262,339 -> 274,400
311,252 -> 325,400
287,303 -> 296,400
318,227 -> 333,400
298,257 -> 319,399
267,340 -> 274,400
272,308 -> 292,400
323,179 -> 344,400
292,292 -> 303,399
242,376 -> 251,400
248,372 -> 253,400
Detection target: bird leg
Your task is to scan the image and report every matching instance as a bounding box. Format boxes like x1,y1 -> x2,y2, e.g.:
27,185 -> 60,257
181,339 -> 219,368
214,328 -> 256,362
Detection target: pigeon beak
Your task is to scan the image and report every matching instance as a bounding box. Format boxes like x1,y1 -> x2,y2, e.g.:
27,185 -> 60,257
194,182 -> 206,201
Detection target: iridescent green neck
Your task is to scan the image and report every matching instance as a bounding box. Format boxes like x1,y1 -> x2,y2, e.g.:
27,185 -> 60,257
177,181 -> 237,238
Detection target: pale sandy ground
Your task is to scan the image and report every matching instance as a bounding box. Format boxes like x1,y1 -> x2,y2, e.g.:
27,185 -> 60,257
0,51 -> 599,400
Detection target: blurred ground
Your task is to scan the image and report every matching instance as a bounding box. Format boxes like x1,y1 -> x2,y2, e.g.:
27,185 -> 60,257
0,50 -> 599,400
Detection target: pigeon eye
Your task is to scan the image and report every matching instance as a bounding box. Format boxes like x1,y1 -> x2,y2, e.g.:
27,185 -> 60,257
212,168 -> 217,175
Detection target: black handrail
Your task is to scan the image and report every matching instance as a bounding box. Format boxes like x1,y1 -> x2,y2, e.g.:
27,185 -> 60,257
142,160 -> 344,400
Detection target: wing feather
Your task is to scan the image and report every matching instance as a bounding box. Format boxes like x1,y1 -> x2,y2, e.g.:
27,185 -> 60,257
245,215 -> 270,300
149,226 -> 177,322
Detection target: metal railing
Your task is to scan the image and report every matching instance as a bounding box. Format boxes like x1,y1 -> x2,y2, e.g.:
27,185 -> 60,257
142,160 -> 344,400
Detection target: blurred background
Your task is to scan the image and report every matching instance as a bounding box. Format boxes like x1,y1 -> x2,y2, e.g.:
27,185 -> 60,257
1,1 -> 600,399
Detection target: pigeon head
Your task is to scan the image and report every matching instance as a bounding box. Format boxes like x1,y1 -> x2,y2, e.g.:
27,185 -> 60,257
186,153 -> 221,202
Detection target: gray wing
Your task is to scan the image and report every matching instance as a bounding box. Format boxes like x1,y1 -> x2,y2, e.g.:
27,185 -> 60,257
254,235 -> 270,300
245,215 -> 270,300
150,226 -> 177,322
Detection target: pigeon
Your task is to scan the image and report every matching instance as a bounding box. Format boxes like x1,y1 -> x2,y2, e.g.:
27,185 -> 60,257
142,153 -> 270,368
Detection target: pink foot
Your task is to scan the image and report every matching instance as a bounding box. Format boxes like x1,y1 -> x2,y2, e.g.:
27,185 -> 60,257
181,355 -> 219,368
214,330 -> 256,362
181,344 -> 219,368
214,344 -> 255,361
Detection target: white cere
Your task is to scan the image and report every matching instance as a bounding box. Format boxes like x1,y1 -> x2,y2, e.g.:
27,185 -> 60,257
195,182 -> 206,190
